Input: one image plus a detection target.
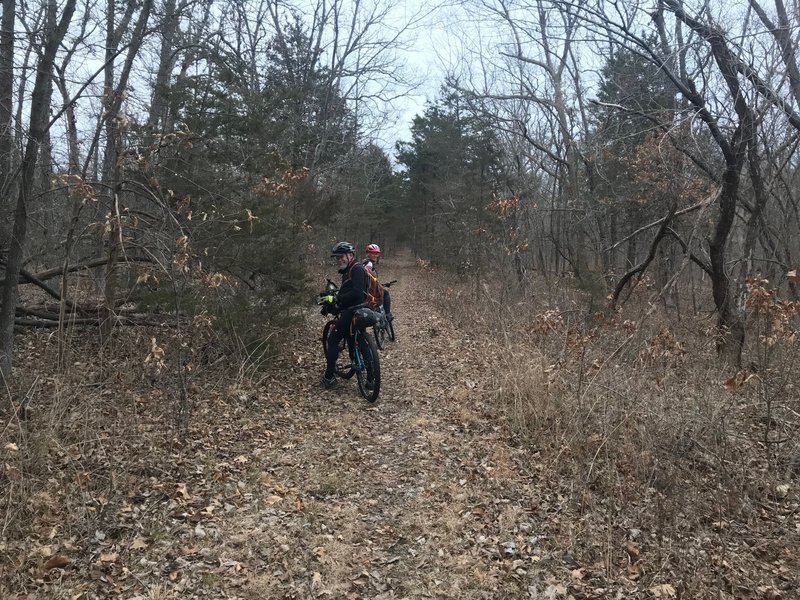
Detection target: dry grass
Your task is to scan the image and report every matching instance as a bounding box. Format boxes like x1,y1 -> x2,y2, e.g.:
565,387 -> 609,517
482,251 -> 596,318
0,319 -> 291,596
2,258 -> 797,599
430,266 -> 800,597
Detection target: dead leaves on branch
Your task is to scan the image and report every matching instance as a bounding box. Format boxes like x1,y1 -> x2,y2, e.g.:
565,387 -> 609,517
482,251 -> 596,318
723,370 -> 759,391
745,277 -> 800,347
255,167 -> 309,197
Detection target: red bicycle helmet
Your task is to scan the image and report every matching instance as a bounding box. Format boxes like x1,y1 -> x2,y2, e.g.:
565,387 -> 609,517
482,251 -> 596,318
365,243 -> 381,254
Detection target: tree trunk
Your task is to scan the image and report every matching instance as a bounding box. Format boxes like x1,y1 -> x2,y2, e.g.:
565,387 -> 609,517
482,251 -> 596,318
147,0 -> 180,135
96,0 -> 153,342
0,0 -> 77,380
709,164 -> 747,368
0,0 -> 15,240
55,66 -> 80,174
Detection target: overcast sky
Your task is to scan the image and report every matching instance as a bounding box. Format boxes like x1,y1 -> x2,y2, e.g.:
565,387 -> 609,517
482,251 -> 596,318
365,1 -> 464,154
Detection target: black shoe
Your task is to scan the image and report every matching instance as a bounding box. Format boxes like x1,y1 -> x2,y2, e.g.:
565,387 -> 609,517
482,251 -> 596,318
320,376 -> 337,390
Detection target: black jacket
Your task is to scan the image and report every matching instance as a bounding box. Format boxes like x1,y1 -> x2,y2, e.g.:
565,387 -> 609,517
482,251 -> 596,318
337,260 -> 368,308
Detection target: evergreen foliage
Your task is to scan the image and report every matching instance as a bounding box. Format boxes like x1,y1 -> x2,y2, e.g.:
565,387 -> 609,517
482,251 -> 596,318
394,87 -> 504,273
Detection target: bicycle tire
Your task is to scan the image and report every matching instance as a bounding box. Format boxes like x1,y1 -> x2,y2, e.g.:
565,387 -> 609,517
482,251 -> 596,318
354,331 -> 380,403
322,321 -> 355,379
387,318 -> 395,342
374,322 -> 386,349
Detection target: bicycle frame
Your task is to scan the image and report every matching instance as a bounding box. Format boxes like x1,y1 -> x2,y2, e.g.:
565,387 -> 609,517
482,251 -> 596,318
319,291 -> 381,402
348,328 -> 367,368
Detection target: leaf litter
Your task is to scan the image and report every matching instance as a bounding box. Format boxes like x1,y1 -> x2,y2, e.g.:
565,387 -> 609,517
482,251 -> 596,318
1,256 -> 797,599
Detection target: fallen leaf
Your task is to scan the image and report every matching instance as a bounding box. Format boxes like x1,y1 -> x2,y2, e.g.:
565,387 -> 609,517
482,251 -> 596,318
570,568 -> 586,580
650,583 -> 676,598
99,552 -> 119,563
4,442 -> 18,451
625,541 -> 640,558
788,270 -> 798,283
312,571 -> 323,588
544,584 -> 567,598
723,371 -> 755,391
627,562 -> 643,580
43,555 -> 70,570
760,587 -> 784,600
176,483 -> 191,501
723,374 -> 739,391
130,538 -> 148,550
264,495 -> 283,505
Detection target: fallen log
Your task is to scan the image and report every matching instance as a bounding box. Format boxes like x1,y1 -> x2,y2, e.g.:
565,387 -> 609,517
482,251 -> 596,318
13,313 -> 183,328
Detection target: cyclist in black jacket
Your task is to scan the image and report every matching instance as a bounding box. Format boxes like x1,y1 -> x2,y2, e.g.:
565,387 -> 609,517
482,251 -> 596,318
321,241 -> 368,389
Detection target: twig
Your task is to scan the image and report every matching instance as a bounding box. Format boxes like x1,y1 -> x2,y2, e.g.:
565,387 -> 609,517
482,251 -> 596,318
604,193 -> 718,252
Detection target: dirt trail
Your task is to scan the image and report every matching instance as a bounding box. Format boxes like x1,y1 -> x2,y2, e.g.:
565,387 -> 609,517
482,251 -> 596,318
219,256 -> 562,599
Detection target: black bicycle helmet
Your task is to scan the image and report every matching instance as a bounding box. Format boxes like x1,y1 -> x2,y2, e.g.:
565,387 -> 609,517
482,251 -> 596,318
330,241 -> 355,256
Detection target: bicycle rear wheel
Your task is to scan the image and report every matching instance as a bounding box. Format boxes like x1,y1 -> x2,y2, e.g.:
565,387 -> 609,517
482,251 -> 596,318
354,331 -> 380,403
322,321 -> 355,379
386,318 -> 395,342
374,322 -> 387,349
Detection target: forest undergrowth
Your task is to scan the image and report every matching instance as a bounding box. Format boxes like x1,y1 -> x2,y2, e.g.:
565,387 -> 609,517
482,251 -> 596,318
0,255 -> 798,599
433,263 -> 800,599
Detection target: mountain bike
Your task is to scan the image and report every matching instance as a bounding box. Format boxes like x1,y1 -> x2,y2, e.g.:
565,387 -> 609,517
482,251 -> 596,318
318,281 -> 381,403
372,280 -> 397,350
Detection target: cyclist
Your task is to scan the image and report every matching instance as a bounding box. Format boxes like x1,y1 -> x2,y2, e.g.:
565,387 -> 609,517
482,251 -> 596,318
363,243 -> 392,320
320,241 -> 369,390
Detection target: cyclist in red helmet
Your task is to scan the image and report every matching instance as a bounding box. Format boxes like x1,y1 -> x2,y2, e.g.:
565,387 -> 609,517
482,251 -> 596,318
363,243 -> 392,320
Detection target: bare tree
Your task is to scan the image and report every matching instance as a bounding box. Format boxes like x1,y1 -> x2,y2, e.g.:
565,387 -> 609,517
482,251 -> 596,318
0,0 -> 14,200
0,0 -> 22,250
0,0 -> 77,380
453,0 -> 596,278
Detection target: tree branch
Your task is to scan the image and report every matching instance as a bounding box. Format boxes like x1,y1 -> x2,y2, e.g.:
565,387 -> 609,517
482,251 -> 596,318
0,255 -> 153,287
665,228 -> 713,276
609,200 -> 677,309
604,192 -> 717,252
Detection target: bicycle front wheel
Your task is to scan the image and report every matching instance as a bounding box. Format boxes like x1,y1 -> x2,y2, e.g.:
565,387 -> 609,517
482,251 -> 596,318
322,321 -> 355,379
354,331 -> 381,403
